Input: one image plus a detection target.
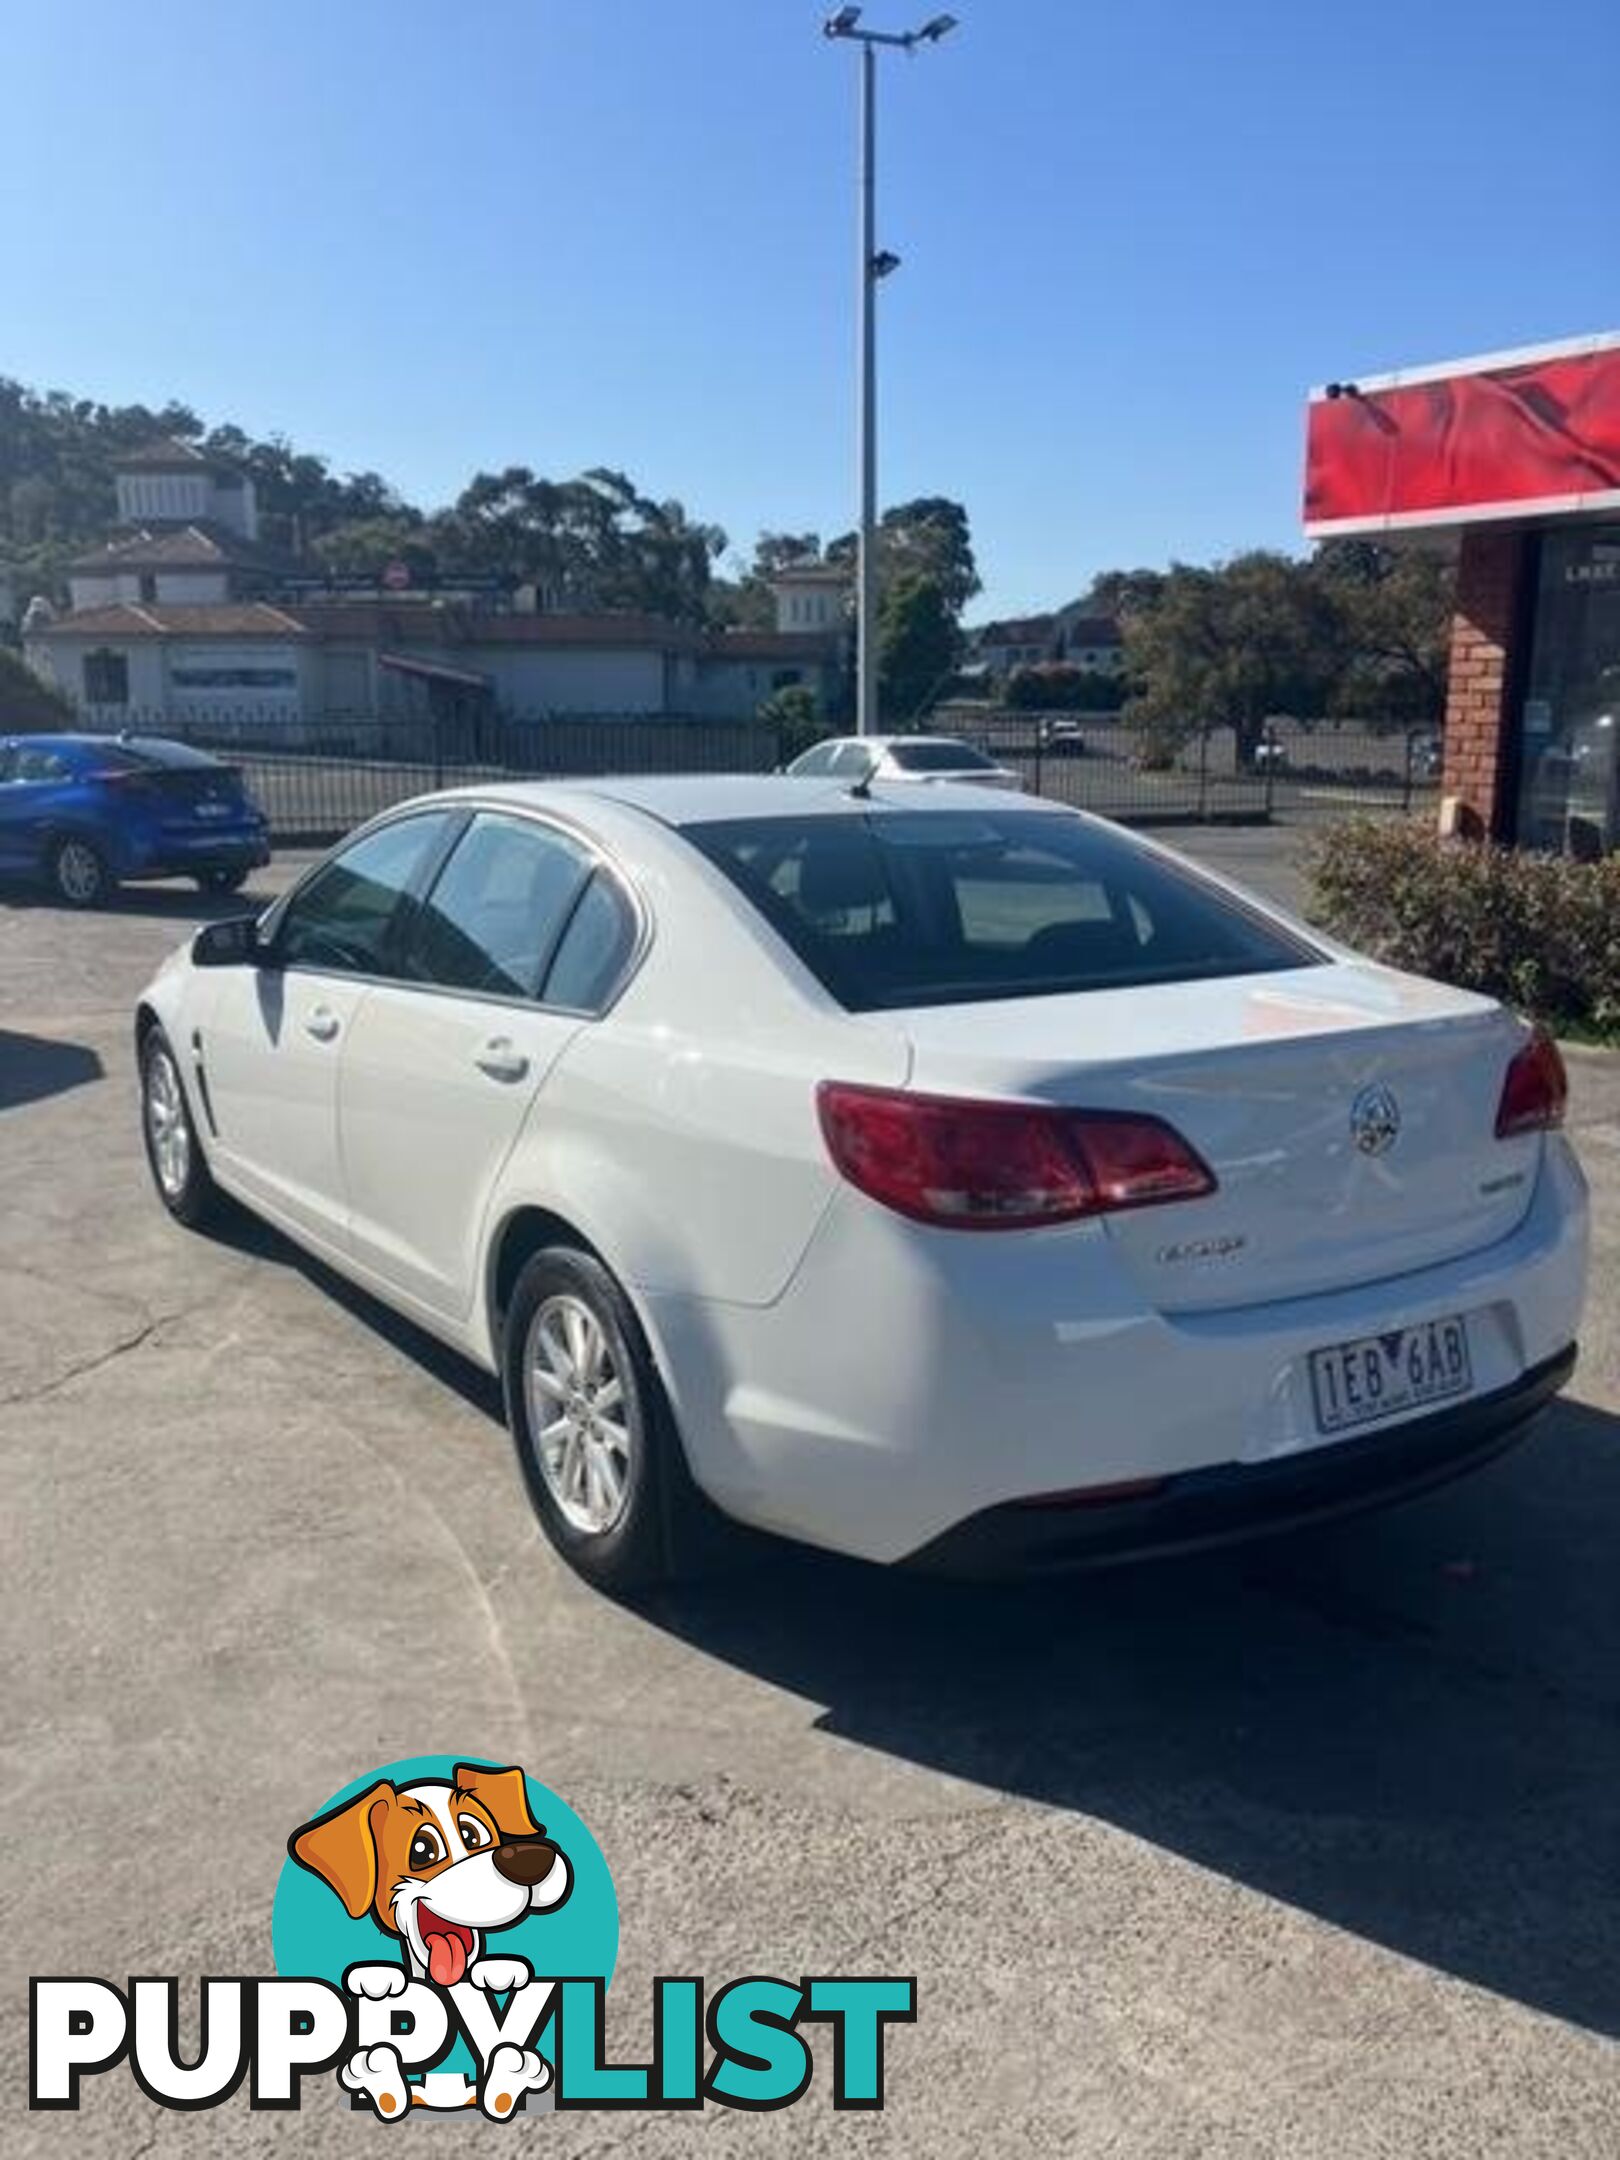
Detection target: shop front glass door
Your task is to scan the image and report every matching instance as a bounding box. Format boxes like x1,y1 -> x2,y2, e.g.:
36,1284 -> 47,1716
1516,528 -> 1620,852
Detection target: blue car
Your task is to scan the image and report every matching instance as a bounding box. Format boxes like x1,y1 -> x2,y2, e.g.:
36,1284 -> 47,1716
0,732 -> 271,908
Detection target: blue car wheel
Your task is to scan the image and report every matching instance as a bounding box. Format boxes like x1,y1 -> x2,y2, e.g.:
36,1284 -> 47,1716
49,833 -> 113,908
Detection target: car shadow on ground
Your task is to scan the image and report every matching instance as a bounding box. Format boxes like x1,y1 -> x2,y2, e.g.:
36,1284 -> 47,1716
0,1030 -> 104,1111
191,1206 -> 1620,2038
647,1399 -> 1620,2040
0,877 -> 277,922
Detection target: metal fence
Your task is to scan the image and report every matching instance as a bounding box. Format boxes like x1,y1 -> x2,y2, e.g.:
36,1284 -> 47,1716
947,710 -> 1441,827
57,705 -> 1439,843
71,709 -> 786,842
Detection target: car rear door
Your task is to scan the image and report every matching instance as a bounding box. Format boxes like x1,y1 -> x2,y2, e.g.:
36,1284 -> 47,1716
338,809 -> 637,1322
197,811 -> 458,1255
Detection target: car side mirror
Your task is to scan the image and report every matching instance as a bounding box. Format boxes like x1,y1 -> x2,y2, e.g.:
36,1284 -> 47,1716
191,914 -> 269,969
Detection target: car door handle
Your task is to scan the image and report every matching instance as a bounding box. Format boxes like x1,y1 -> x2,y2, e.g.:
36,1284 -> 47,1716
474,1036 -> 530,1083
304,1006 -> 341,1043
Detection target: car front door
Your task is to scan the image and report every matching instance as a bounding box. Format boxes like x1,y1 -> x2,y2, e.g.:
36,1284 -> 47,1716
197,811 -> 457,1255
338,809 -> 636,1324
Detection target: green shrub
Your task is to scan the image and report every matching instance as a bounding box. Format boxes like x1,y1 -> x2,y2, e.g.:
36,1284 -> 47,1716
1004,663 -> 1124,713
1304,816 -> 1620,1037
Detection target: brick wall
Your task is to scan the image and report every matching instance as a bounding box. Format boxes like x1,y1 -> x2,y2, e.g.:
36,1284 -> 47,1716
1441,528 -> 1528,838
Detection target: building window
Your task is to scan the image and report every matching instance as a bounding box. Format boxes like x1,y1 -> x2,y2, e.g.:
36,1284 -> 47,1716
83,649 -> 129,705
170,665 -> 297,690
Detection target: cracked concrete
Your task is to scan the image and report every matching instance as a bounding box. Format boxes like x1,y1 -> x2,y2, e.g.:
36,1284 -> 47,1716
2,840 -> 1618,2157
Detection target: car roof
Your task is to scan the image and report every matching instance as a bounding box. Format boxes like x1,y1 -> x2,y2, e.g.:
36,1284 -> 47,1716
434,773 -> 1062,827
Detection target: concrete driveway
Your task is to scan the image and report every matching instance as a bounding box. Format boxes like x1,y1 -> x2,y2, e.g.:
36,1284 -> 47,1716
2,847 -> 1617,2157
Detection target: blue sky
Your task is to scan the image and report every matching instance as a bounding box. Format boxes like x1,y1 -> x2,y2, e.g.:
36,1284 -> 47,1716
4,0 -> 1618,617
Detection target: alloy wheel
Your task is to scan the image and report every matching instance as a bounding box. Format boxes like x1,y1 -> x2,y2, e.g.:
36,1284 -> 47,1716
525,1294 -> 635,1536
144,1045 -> 192,1200
55,839 -> 104,904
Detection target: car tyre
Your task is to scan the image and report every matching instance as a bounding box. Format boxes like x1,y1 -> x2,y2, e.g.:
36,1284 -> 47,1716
197,867 -> 249,894
139,1025 -> 225,1231
503,1245 -> 695,1595
49,834 -> 113,908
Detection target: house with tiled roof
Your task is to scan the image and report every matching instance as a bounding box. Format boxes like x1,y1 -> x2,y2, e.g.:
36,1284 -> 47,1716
970,603 -> 1124,678
27,581 -> 847,730
25,440 -> 849,728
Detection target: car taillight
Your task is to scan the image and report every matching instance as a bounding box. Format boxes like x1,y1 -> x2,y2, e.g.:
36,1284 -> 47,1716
816,1082 -> 1216,1230
1495,1031 -> 1567,1137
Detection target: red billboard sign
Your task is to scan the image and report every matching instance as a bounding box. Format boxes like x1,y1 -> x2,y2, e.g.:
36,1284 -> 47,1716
1304,333 -> 1620,537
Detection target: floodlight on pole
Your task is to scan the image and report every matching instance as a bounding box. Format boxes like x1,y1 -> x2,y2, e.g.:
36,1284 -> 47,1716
822,11 -> 958,735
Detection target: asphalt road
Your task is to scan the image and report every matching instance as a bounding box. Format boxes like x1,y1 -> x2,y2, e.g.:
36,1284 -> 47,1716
2,834 -> 1617,2157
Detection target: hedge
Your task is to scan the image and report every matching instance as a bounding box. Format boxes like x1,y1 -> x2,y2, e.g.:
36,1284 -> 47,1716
1303,816 -> 1620,1039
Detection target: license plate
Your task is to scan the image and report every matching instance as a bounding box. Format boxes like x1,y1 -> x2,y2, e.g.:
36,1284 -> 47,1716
194,799 -> 231,819
1309,1316 -> 1472,1435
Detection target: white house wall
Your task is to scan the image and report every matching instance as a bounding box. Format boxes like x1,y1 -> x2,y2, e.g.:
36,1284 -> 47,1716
480,647 -> 667,714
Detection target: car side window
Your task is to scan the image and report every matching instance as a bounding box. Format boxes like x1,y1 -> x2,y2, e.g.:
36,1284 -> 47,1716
542,871 -> 638,1010
275,813 -> 453,977
405,812 -> 593,1000
791,743 -> 837,776
830,742 -> 874,777
12,747 -> 69,782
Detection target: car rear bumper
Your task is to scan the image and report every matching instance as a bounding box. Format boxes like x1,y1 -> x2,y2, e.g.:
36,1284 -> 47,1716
123,832 -> 271,878
900,1343 -> 1576,1575
644,1137 -> 1589,1565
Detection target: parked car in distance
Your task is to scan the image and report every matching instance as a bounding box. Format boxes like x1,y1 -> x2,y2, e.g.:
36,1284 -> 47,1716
135,777 -> 1587,1594
1251,737 -> 1290,769
785,734 -> 1021,789
0,733 -> 270,907
1412,732 -> 1443,779
1037,718 -> 1088,755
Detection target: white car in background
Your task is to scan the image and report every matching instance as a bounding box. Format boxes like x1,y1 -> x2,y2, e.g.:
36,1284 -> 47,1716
785,734 -> 1021,789
135,778 -> 1586,1592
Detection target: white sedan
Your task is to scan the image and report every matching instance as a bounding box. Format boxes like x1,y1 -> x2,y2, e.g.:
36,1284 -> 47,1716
785,735 -> 1021,789
134,777 -> 1587,1590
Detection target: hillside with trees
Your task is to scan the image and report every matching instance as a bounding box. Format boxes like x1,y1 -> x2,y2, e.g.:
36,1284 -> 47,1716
0,377 -> 978,685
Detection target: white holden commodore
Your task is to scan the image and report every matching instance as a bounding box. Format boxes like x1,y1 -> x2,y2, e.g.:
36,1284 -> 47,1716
135,778 -> 1587,1590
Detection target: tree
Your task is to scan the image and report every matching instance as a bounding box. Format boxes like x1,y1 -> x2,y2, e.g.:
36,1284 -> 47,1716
310,513 -> 436,580
878,573 -> 962,726
1312,538 -> 1453,729
829,497 -> 980,618
1070,567 -> 1167,622
434,466 -> 726,621
757,681 -> 823,761
0,645 -> 73,729
1124,552 -> 1346,764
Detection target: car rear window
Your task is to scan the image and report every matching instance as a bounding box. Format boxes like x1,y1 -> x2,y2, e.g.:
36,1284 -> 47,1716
683,809 -> 1322,1011
887,739 -> 995,772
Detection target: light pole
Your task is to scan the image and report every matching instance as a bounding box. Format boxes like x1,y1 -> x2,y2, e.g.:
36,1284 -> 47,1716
822,8 -> 957,735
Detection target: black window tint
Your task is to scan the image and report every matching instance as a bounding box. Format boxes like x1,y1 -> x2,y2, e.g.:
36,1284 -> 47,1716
888,740 -> 995,772
684,809 -> 1322,1012
406,813 -> 591,999
544,872 -> 637,1010
277,813 -> 451,976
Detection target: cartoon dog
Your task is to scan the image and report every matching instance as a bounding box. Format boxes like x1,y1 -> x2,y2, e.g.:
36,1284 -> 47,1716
289,1761 -> 571,2119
